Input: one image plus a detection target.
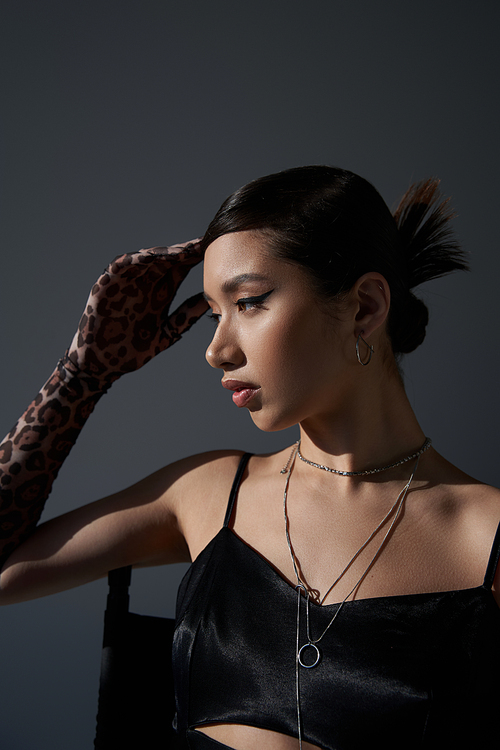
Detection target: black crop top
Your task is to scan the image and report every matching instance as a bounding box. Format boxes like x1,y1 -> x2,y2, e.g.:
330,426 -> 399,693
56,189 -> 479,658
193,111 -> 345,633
172,453 -> 500,750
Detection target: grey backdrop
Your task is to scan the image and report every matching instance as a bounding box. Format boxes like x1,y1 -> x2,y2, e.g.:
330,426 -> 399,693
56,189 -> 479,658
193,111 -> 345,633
1,1 -> 499,747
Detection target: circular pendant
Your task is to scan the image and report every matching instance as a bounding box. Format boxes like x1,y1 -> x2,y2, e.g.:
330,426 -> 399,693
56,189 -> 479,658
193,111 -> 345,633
298,642 -> 321,668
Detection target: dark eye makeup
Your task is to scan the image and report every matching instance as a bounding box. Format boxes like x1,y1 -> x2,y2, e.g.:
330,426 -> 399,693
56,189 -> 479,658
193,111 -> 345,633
207,289 -> 274,325
235,289 -> 274,309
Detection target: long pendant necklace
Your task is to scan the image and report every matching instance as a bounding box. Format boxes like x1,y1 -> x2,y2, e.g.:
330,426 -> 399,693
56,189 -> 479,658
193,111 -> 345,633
282,443 -> 422,749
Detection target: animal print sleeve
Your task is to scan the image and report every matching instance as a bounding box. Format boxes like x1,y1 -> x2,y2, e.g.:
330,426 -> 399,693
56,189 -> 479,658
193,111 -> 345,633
0,359 -> 109,566
0,241 -> 207,567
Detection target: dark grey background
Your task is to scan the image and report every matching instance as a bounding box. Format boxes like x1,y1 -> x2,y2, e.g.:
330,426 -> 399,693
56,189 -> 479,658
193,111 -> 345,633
1,1 -> 499,747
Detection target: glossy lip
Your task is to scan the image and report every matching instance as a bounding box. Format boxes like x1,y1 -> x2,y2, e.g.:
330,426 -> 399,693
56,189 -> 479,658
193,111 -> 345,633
221,379 -> 261,408
221,379 -> 259,392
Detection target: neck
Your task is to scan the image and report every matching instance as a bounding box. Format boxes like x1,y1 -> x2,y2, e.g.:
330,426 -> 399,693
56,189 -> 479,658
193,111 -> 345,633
298,364 -> 425,476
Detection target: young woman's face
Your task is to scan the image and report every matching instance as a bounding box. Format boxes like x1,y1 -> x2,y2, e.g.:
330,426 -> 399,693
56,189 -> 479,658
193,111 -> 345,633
203,231 -> 356,433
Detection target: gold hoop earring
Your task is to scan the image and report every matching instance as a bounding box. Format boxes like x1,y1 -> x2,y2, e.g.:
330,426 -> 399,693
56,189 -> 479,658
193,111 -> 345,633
356,333 -> 374,366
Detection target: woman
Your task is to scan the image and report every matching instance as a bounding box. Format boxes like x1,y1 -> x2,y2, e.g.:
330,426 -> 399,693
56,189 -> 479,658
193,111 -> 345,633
1,166 -> 499,749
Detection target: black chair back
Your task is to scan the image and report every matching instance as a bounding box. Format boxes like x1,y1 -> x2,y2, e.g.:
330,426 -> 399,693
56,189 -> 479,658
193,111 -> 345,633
94,566 -> 178,748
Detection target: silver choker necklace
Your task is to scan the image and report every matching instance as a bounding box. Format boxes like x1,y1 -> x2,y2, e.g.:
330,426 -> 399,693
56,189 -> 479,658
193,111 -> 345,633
288,437 -> 431,477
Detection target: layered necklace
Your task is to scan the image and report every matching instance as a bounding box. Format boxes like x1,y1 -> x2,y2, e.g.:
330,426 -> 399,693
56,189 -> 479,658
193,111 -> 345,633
281,438 -> 431,749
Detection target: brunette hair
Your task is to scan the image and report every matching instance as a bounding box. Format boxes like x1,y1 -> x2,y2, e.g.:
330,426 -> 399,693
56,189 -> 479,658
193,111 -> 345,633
201,166 -> 468,354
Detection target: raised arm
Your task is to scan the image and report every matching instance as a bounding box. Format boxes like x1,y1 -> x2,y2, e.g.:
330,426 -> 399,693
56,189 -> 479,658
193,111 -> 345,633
0,241 -> 208,570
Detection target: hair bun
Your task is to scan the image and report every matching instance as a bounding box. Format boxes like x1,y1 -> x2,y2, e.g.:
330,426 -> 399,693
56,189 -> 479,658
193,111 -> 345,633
390,293 -> 429,354
389,177 -> 468,354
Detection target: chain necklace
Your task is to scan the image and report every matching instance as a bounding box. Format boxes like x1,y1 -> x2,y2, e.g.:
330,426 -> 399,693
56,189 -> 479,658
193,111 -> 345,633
284,436 -> 431,477
282,443 -> 422,749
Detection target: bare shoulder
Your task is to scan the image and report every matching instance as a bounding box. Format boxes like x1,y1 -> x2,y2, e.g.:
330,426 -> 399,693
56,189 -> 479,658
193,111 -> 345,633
421,451 -> 500,594
165,445 -> 291,506
164,449 -> 247,559
428,450 -> 500,515
454,475 -> 500,604
165,446 -> 291,560
165,448 -> 244,488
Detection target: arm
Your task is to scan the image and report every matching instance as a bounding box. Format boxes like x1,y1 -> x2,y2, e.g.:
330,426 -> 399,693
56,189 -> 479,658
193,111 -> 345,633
0,241 -> 208,571
0,449 -> 244,605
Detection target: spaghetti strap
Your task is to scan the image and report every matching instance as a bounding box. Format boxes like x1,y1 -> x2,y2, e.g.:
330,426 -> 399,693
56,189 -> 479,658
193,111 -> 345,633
223,453 -> 253,528
483,519 -> 500,589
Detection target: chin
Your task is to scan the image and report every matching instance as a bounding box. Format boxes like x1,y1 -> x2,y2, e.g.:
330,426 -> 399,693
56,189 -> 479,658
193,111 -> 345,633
248,408 -> 297,434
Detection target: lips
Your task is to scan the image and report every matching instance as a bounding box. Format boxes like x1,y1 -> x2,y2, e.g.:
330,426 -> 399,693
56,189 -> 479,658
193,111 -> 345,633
222,379 -> 261,408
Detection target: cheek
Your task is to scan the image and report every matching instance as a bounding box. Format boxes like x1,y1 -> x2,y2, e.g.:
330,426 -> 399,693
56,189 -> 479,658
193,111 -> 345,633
260,310 -> 325,384
278,310 -> 326,360
278,317 -> 345,402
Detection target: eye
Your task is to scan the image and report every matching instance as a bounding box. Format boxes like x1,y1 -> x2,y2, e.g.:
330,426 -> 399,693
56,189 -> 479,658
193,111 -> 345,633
237,300 -> 258,312
207,312 -> 221,326
236,289 -> 274,313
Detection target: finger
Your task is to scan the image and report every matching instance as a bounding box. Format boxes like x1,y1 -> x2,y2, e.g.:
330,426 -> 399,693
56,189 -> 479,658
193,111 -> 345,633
165,292 -> 209,339
148,241 -> 205,294
106,238 -> 203,267
145,238 -> 203,262
168,238 -> 203,255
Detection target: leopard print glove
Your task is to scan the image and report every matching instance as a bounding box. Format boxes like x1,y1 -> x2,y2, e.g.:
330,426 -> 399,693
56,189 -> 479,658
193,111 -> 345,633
0,240 -> 208,566
63,239 -> 208,387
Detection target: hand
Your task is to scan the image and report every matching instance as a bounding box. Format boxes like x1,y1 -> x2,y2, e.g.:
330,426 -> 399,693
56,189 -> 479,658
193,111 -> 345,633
64,240 -> 208,385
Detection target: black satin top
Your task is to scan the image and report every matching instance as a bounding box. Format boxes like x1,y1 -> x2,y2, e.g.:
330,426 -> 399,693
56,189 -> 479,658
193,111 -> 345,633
172,454 -> 500,750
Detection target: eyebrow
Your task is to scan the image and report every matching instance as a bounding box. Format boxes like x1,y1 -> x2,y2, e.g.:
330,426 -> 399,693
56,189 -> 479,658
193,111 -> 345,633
203,273 -> 271,302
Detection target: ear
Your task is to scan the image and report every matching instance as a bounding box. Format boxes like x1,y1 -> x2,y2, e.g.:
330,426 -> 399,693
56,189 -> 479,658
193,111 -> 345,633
351,273 -> 390,340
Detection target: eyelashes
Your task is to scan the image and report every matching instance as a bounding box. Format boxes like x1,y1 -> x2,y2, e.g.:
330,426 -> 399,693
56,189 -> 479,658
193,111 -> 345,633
236,289 -> 274,312
207,289 -> 274,325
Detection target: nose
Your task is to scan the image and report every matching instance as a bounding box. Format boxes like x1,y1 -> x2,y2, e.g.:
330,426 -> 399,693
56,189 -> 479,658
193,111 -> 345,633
205,322 -> 244,370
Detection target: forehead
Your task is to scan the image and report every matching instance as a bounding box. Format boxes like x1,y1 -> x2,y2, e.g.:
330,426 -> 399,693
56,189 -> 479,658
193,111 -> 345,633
203,230 -> 322,307
203,230 -> 287,294
204,231 -> 273,276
